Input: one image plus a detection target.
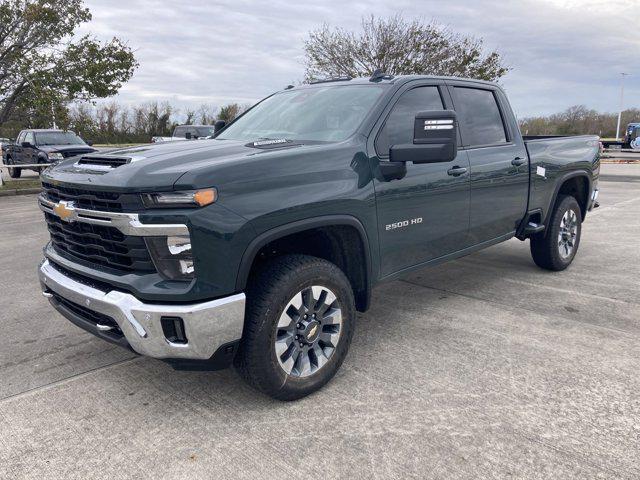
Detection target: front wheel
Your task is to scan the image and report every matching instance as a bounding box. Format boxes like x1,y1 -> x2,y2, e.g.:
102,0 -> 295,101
235,254 -> 355,400
6,158 -> 21,179
530,195 -> 582,271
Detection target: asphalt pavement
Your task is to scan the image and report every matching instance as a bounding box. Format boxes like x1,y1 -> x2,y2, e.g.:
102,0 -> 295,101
1,164 -> 639,479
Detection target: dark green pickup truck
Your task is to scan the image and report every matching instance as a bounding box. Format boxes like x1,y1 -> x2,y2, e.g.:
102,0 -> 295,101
38,74 -> 600,400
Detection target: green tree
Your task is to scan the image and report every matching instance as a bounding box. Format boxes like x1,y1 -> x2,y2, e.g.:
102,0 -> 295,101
304,15 -> 508,82
0,0 -> 137,124
218,103 -> 242,122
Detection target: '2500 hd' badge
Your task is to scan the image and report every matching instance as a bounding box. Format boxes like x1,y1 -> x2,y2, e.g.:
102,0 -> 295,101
385,217 -> 423,231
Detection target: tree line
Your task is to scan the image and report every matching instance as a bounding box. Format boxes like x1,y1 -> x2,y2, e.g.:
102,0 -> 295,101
520,105 -> 640,138
0,100 -> 247,144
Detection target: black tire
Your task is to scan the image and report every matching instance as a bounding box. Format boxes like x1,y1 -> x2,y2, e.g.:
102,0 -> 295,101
235,254 -> 355,400
6,157 -> 21,179
530,195 -> 582,271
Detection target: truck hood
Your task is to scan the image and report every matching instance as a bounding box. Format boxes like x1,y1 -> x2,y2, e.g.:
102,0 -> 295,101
41,138 -> 320,191
40,145 -> 97,154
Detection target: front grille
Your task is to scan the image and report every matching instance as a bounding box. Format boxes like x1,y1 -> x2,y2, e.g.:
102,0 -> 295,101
41,182 -> 144,213
45,212 -> 155,273
60,149 -> 95,159
49,260 -> 115,293
51,292 -> 123,337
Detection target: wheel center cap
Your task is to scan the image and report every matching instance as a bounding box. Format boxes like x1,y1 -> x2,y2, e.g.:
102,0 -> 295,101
301,320 -> 320,344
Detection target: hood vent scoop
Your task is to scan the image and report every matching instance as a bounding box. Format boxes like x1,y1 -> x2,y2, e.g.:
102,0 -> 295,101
77,155 -> 132,169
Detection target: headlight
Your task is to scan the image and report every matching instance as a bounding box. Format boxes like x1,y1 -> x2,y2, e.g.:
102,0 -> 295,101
47,152 -> 64,161
141,188 -> 217,208
145,235 -> 194,281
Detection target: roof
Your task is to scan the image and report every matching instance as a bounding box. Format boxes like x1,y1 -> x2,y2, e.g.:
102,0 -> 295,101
288,74 -> 500,91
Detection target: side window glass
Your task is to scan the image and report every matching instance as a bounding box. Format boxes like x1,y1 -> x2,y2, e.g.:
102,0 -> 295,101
25,132 -> 34,144
453,87 -> 507,146
375,86 -> 444,157
173,127 -> 185,137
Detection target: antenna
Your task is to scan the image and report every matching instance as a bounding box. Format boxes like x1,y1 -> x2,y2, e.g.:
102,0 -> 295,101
369,69 -> 393,82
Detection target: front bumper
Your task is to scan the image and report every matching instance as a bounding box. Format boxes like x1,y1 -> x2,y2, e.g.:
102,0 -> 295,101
39,259 -> 246,362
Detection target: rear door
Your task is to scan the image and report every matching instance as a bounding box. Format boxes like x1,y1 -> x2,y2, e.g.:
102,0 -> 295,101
372,81 -> 471,277
448,83 -> 529,244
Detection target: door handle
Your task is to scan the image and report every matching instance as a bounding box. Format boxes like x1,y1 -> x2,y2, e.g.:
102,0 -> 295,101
447,166 -> 468,177
511,157 -> 526,167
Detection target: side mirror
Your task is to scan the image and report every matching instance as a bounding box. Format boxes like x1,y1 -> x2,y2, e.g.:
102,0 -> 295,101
185,132 -> 192,139
213,120 -> 226,135
86,140 -> 94,146
390,110 -> 457,164
21,141 -> 33,148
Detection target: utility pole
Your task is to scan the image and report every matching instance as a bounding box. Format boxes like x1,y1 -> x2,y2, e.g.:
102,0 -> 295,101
615,73 -> 629,141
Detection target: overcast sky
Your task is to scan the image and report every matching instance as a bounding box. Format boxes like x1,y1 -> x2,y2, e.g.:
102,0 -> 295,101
79,0 -> 639,120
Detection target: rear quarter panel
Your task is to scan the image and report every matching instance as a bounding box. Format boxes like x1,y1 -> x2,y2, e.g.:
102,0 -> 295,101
524,135 -> 600,222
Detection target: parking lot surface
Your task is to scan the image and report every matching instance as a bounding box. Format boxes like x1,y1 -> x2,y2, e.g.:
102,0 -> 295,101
1,164 -> 639,479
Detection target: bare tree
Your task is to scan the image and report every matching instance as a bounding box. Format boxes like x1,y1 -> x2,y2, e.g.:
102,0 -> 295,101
304,15 -> 508,82
197,103 -> 217,124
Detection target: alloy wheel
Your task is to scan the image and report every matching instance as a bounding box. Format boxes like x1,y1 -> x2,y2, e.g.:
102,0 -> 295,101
274,285 -> 342,378
558,209 -> 578,259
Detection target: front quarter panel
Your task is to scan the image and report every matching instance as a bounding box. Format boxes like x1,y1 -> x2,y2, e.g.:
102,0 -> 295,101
195,138 -> 380,285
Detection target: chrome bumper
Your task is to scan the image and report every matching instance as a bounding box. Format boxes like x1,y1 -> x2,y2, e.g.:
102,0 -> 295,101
39,259 -> 246,360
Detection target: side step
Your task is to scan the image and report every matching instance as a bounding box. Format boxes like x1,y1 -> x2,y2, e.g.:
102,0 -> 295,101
523,222 -> 545,235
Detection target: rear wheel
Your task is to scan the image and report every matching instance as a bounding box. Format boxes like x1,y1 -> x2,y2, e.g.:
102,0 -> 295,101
530,195 -> 582,271
235,254 -> 355,400
6,157 -> 21,179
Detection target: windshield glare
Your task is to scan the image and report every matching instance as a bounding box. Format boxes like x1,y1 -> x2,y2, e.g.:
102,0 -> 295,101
35,132 -> 85,146
217,85 -> 385,143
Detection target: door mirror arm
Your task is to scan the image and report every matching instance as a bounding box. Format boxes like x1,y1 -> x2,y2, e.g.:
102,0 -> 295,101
378,160 -> 407,181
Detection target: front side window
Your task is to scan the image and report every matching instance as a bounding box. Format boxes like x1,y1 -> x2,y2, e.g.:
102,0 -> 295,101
453,87 -> 507,147
24,132 -> 35,144
375,86 -> 444,156
217,85 -> 386,143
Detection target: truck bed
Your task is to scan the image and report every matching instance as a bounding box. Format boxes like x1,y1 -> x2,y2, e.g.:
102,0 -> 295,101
523,134 -> 600,224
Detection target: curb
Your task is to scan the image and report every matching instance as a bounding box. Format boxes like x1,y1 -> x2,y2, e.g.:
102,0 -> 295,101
0,188 -> 41,197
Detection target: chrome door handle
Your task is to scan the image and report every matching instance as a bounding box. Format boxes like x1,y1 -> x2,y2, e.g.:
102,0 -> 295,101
511,157 -> 526,167
447,166 -> 468,176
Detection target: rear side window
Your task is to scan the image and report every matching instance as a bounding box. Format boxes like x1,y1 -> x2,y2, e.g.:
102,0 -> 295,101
376,86 -> 444,156
453,87 -> 507,147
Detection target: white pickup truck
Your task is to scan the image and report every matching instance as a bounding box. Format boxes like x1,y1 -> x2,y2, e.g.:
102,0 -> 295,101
151,125 -> 215,143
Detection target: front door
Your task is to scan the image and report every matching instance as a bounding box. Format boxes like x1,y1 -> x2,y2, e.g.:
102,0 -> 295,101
448,84 -> 529,243
22,131 -> 36,165
372,83 -> 471,277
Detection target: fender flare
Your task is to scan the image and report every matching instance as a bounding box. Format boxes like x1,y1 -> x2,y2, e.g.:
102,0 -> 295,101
235,215 -> 372,294
544,170 -> 592,224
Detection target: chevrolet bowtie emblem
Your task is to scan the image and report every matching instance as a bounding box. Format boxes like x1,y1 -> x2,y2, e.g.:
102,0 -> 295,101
53,200 -> 76,222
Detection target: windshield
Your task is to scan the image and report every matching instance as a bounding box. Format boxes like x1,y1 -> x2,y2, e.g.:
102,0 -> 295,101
217,85 -> 386,143
35,131 -> 85,146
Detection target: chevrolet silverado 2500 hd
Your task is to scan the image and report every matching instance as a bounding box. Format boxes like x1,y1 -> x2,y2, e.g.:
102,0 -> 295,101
38,74 -> 600,400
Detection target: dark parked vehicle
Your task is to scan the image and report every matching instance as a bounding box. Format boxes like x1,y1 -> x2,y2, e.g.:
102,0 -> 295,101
37,74 -> 600,400
4,129 -> 96,178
